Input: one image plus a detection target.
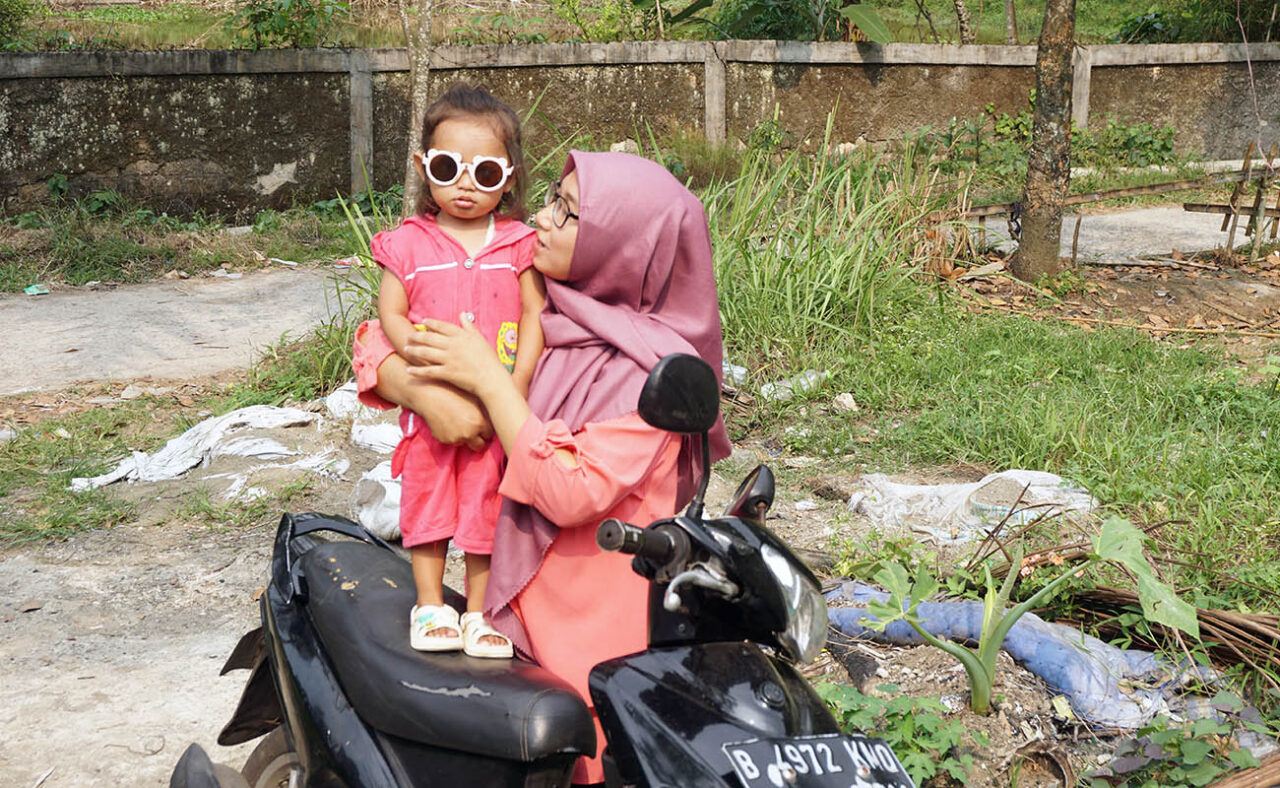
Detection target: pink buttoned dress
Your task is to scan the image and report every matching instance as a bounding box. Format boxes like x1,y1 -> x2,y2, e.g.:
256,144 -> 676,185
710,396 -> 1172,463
351,214 -> 536,552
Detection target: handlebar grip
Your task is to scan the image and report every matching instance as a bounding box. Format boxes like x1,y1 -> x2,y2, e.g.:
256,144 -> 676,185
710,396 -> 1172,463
596,519 -> 677,563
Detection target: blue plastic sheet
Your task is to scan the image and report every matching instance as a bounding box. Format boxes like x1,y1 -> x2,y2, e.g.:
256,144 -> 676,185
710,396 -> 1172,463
826,582 -> 1185,729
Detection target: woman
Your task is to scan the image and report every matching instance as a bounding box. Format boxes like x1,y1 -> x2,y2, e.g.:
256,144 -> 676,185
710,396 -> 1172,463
380,150 -> 731,785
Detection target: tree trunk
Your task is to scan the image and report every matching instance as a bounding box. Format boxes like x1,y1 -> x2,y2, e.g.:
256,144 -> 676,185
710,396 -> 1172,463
1011,0 -> 1075,282
1004,0 -> 1018,44
402,0 -> 434,219
952,0 -> 976,43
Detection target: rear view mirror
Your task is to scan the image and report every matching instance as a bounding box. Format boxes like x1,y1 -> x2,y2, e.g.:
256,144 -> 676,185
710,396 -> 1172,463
638,354 -> 719,435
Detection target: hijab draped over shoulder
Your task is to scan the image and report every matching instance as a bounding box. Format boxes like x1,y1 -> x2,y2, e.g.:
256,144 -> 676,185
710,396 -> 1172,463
485,151 -> 732,656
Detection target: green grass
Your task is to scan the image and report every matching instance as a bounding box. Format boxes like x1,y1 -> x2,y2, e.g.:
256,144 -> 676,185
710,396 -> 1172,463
866,0 -> 1171,44
0,399 -> 171,543
177,476 -> 316,530
0,192 -> 357,293
777,299 -> 1280,608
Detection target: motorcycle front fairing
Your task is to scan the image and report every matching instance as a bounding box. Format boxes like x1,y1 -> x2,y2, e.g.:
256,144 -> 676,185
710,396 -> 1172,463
589,642 -> 839,787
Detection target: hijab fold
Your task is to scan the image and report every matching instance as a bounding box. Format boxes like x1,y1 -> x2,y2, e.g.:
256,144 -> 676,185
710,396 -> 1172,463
484,151 -> 731,657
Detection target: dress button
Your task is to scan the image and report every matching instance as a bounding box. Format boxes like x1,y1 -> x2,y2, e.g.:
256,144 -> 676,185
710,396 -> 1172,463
463,258 -> 474,269
462,311 -> 476,323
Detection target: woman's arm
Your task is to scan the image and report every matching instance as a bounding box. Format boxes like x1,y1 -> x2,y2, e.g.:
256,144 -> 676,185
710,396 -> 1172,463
376,274 -> 493,449
403,316 -> 549,460
498,415 -> 676,529
511,269 -> 546,398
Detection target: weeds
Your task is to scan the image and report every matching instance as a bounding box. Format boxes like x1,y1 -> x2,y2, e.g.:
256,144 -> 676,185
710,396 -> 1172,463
816,682 -> 976,785
0,399 -> 175,543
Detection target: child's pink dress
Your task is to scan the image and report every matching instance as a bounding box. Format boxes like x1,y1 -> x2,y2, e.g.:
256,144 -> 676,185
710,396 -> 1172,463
351,214 -> 536,552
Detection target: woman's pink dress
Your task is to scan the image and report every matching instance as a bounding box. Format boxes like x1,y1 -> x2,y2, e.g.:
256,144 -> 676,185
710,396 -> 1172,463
497,412 -> 680,784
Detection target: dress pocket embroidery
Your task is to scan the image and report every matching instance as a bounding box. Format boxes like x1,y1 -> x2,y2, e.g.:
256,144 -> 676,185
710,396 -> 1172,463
496,321 -> 519,372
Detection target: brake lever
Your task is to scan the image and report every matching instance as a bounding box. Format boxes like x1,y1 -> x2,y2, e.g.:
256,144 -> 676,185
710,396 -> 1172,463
663,565 -> 740,612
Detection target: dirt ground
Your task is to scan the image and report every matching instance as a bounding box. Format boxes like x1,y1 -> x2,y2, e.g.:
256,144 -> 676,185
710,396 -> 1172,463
0,267 -> 339,396
3,203 -> 1276,786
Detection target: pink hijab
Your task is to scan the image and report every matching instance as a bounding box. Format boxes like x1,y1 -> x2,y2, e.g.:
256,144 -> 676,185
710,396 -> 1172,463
485,151 -> 732,656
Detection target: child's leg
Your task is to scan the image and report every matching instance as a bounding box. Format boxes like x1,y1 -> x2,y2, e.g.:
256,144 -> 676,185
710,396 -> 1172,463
463,552 -> 506,647
411,541 -> 457,638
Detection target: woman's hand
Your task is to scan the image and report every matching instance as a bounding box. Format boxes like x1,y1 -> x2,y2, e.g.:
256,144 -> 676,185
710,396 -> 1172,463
405,315 -> 534,456
418,385 -> 493,451
403,316 -> 509,398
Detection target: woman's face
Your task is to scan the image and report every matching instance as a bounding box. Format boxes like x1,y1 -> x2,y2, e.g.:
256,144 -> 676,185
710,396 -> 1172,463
532,171 -> 580,282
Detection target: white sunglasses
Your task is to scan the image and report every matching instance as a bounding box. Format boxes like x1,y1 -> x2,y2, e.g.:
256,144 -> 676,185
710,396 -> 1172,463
421,148 -> 514,192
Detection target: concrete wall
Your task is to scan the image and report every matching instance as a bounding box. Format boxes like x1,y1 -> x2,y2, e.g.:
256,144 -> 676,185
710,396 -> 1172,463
2,42 -> 1277,215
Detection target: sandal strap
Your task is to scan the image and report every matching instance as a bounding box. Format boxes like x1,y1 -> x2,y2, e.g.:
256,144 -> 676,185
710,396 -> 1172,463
461,612 -> 511,645
414,604 -> 460,631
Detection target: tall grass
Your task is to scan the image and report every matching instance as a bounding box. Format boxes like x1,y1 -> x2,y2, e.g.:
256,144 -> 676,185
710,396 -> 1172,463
708,131 -> 952,379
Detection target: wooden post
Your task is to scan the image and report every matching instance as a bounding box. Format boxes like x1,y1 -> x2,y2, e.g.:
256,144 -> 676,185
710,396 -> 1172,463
704,43 -> 727,144
1225,142 -> 1255,249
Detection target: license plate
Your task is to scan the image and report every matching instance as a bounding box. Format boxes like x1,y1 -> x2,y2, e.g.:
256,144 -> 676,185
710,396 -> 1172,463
722,733 -> 915,788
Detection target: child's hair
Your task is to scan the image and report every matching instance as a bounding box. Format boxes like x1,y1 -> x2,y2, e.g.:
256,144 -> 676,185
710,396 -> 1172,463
416,84 -> 527,222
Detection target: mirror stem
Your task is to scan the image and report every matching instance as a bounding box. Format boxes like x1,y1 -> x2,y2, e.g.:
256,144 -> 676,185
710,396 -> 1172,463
687,433 -> 711,520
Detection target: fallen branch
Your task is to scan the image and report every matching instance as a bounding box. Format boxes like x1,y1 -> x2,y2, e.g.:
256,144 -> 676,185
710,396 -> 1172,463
1083,257 -> 1220,272
1207,748 -> 1280,787
992,307 -> 1280,339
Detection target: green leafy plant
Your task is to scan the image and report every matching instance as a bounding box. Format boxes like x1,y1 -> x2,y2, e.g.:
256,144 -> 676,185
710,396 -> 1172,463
0,0 -> 36,44
868,516 -> 1200,715
228,0 -> 348,49
815,682 -> 974,785
1088,710 -> 1264,787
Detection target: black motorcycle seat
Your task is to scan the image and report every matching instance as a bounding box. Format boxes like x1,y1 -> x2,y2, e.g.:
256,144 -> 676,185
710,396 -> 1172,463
300,540 -> 596,762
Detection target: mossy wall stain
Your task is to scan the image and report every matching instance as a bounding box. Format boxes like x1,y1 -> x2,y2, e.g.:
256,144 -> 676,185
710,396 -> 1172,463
725,63 -> 1034,148
1089,63 -> 1280,158
371,64 -> 705,192
0,73 -> 349,215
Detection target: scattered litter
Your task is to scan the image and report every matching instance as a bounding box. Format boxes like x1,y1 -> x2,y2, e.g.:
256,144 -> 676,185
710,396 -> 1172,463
956,260 -> 1007,280
827,581 -> 1204,729
270,257 -> 299,268
794,499 -> 819,512
609,139 -> 641,155
211,437 -> 297,461
162,270 -> 190,280
0,427 -> 15,444
721,360 -> 748,388
208,269 -> 243,280
352,461 -> 401,540
119,385 -> 143,401
333,256 -> 359,270
323,380 -> 386,423
352,422 -> 401,454
23,284 -> 49,296
833,392 -> 860,412
70,406 -> 318,491
759,369 -> 829,401
847,470 -> 1097,543
53,428 -> 71,439
224,225 -> 252,236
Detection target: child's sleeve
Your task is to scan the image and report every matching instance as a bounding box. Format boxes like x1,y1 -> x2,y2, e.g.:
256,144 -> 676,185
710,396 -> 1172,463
370,228 -> 413,288
513,234 -> 537,275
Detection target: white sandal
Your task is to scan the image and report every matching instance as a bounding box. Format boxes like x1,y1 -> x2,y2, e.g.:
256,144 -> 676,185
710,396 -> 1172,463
410,604 -> 463,652
460,612 -> 514,659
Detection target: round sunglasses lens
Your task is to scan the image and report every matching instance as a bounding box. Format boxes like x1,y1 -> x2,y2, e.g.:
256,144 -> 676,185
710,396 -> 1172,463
473,160 -> 505,189
428,155 -> 459,184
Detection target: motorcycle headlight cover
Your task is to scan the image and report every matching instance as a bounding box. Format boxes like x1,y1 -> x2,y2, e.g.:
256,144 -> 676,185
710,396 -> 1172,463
760,543 -> 828,663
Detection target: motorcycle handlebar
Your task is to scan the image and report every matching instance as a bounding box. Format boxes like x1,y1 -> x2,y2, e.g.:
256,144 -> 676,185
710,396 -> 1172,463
596,519 -> 677,564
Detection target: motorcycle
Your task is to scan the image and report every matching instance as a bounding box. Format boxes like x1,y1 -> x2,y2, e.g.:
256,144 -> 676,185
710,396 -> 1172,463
171,353 -> 913,788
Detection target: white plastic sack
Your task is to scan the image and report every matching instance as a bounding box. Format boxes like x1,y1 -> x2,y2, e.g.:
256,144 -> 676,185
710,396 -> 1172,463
352,461 -> 401,540
324,379 -> 387,423
71,406 -> 319,491
351,422 -> 401,454
847,470 -> 1096,543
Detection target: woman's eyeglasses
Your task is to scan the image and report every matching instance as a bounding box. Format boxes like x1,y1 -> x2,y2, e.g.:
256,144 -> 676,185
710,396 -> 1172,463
544,181 -> 579,228
422,149 -> 513,192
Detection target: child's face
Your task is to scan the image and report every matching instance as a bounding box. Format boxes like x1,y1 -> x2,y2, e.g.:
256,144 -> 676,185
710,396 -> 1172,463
532,171 -> 579,282
416,117 -> 512,222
